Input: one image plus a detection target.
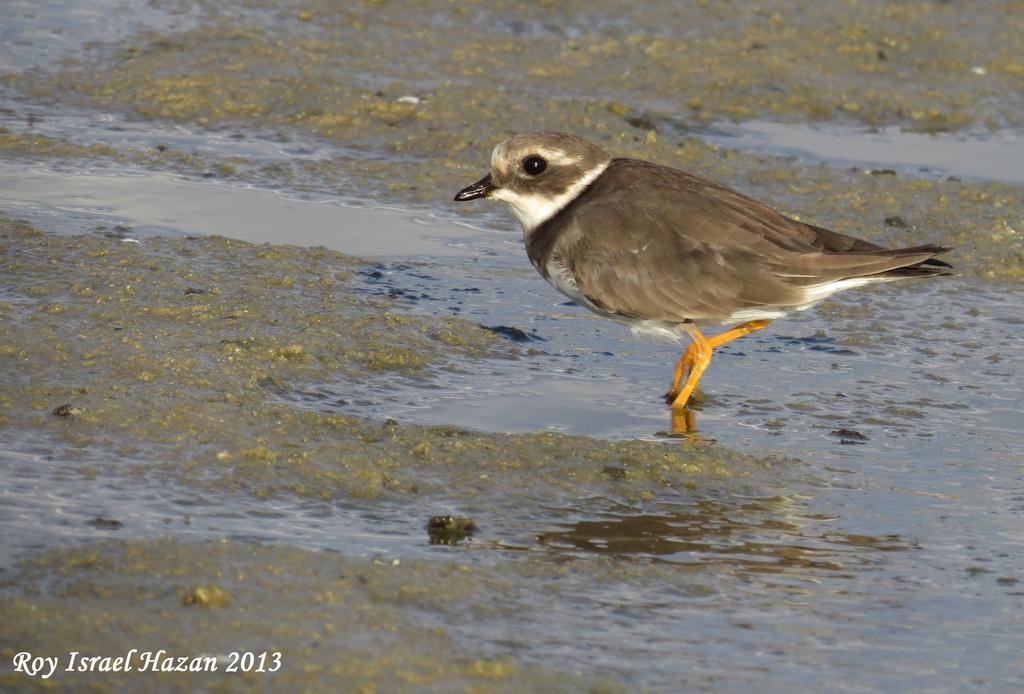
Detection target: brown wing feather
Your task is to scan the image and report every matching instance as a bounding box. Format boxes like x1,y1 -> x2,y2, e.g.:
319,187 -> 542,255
548,158 -> 950,323
561,207 -> 805,323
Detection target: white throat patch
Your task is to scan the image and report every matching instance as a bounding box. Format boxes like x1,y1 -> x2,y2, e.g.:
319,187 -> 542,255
492,161 -> 609,234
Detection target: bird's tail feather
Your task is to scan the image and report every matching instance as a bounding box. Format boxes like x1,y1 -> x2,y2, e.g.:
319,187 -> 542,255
869,244 -> 953,277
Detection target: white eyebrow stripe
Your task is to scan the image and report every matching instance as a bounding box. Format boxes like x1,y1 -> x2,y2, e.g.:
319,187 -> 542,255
531,147 -> 580,166
491,141 -> 510,174
493,143 -> 579,171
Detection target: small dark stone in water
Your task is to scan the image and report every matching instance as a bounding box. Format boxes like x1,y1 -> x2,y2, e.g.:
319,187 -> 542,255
88,517 -> 124,530
830,428 -> 868,444
202,172 -> 215,178
885,215 -> 909,228
427,515 -> 477,545
484,325 -> 539,342
625,114 -> 657,131
52,403 -> 82,417
870,169 -> 897,176
183,287 -> 206,295
602,465 -> 628,480
947,176 -> 962,182
387,288 -> 419,301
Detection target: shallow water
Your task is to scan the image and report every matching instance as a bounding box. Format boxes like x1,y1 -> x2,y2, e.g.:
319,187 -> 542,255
702,120 -> 1024,184
2,2 -> 1023,693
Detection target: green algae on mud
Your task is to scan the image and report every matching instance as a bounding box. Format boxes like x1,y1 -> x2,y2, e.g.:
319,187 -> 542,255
0,126 -> 354,198
0,215 -> 767,508
0,125 -> 259,182
0,537 -> 632,693
16,0 -> 1024,139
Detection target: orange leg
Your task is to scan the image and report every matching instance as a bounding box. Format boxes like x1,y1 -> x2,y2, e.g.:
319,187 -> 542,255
666,320 -> 771,410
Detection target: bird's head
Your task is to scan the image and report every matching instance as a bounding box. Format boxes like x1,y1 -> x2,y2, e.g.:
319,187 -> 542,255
454,132 -> 611,234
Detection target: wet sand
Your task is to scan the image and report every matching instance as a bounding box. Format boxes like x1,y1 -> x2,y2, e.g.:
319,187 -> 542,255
2,1 -> 1023,692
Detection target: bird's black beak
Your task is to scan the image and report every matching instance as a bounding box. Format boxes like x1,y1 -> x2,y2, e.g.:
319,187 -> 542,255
454,174 -> 494,202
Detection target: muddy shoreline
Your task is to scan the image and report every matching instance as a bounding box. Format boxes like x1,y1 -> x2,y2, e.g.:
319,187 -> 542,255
2,1 -> 1022,691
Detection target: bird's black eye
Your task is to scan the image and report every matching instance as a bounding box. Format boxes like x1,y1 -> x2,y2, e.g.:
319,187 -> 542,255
522,155 -> 547,176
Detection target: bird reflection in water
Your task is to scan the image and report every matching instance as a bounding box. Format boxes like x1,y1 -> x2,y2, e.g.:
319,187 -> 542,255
664,387 -> 708,439
668,406 -> 699,439
537,497 -> 910,572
